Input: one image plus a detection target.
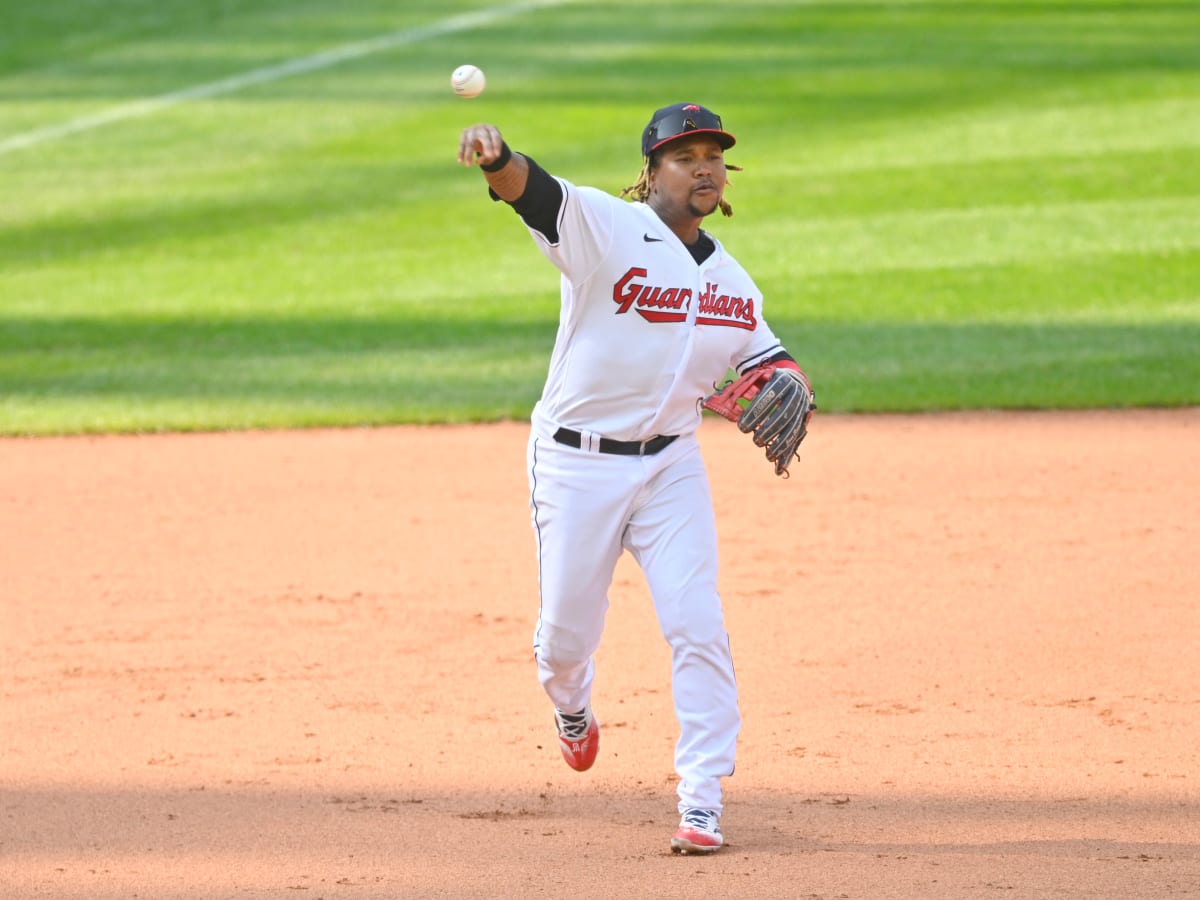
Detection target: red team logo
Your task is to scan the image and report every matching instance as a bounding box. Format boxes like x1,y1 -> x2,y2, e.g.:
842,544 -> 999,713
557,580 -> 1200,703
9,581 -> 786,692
612,267 -> 756,330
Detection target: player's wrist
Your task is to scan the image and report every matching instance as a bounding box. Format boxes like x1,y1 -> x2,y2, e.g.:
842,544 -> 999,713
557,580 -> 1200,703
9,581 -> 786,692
480,142 -> 513,172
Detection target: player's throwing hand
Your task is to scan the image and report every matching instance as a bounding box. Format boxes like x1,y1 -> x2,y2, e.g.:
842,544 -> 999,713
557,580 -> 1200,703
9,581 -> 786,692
457,123 -> 506,167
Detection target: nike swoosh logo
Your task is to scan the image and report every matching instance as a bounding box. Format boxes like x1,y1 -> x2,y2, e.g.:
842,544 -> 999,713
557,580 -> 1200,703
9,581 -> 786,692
643,233 -> 663,242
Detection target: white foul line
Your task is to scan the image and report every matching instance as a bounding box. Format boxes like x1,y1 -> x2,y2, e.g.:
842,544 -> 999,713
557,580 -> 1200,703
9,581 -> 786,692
0,0 -> 564,156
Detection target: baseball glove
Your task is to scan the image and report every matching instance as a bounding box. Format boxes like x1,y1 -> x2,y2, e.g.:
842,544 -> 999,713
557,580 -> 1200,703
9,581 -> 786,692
702,364 -> 816,477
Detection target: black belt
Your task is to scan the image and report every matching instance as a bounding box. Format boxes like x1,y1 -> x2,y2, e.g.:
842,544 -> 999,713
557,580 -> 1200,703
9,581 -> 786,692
553,427 -> 678,457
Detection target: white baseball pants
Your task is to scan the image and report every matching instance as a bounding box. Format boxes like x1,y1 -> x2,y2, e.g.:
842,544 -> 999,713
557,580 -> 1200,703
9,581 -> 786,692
527,430 -> 741,813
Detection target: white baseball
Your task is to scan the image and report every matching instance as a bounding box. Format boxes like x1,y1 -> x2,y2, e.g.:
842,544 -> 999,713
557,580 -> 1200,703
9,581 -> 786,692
451,65 -> 486,99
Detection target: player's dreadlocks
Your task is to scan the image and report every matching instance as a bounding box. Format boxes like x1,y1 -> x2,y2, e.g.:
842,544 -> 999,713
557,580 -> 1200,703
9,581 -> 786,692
621,153 -> 742,217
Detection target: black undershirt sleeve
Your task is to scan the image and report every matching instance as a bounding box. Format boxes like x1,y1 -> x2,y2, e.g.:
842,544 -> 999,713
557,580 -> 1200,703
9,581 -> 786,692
486,154 -> 727,269
489,153 -> 563,243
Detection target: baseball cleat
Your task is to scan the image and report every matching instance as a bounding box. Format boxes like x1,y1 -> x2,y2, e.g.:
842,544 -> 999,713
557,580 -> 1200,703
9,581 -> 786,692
553,707 -> 599,772
671,807 -> 723,854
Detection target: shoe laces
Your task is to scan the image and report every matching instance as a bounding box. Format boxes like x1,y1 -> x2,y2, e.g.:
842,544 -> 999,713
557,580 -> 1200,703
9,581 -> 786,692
680,808 -> 720,833
555,708 -> 590,741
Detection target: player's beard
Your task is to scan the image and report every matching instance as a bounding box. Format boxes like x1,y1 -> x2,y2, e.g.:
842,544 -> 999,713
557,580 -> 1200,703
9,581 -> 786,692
687,194 -> 721,219
687,183 -> 722,219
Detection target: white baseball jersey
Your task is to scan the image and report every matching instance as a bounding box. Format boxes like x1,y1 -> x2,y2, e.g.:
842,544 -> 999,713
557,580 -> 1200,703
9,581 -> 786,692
508,161 -> 782,816
523,178 -> 787,442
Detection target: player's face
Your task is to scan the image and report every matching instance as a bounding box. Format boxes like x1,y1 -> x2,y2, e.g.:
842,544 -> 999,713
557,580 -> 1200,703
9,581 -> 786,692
650,136 -> 728,220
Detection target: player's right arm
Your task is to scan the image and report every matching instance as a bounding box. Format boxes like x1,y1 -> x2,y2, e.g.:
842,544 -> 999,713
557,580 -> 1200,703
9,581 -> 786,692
458,123 -> 566,244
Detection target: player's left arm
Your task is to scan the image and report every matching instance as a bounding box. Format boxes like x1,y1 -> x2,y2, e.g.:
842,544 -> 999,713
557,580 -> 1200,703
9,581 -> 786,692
707,341 -> 815,476
759,349 -> 801,373
733,343 -> 801,375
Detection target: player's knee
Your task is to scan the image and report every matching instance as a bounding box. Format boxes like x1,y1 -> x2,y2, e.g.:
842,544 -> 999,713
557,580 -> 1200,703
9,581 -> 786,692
659,592 -> 727,648
663,617 -> 732,664
534,620 -> 596,668
667,626 -> 732,661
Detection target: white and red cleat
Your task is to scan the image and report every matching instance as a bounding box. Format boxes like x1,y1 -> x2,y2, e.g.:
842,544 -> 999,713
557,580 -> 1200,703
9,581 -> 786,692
554,707 -> 599,772
671,808 -> 723,854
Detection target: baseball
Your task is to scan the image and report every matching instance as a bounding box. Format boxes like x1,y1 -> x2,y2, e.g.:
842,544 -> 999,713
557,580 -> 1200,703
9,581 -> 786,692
451,65 -> 486,99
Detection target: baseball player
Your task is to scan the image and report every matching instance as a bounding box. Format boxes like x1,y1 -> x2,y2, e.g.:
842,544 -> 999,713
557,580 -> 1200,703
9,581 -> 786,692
457,103 -> 813,854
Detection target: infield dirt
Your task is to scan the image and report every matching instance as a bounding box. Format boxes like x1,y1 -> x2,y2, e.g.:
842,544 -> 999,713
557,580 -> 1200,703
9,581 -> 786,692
3,411 -> 1198,898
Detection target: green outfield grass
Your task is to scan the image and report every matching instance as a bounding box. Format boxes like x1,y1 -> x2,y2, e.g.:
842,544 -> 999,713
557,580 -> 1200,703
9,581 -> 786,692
2,0 -> 1198,434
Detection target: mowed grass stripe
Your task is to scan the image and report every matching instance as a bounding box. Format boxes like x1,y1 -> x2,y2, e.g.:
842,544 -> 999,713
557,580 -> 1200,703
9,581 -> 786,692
4,314 -> 1193,431
0,0 -> 571,153
745,196 -> 1200,280
775,250 -> 1200,324
772,95 -> 1200,173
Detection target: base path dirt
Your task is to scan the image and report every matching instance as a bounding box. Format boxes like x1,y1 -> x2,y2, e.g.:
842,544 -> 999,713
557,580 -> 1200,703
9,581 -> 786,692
2,410 -> 1198,899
